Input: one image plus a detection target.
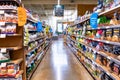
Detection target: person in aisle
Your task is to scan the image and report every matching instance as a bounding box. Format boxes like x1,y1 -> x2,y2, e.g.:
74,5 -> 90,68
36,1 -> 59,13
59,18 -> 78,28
63,29 -> 67,43
42,21 -> 46,29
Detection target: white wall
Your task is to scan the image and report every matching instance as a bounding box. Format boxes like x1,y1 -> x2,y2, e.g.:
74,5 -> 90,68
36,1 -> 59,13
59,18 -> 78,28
40,9 -> 77,34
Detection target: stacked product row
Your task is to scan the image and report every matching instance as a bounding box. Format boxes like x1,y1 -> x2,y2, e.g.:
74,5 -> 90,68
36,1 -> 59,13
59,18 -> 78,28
67,0 -> 120,80
24,10 -> 52,80
0,0 -> 24,80
74,0 -> 120,25
0,0 -> 52,80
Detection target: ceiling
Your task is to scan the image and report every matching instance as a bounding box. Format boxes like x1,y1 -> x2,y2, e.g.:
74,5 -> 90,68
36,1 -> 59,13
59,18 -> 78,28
22,0 -> 97,18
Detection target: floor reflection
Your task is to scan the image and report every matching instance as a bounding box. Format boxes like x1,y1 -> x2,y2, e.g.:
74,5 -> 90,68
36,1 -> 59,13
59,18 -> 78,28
31,38 -> 94,80
52,40 -> 68,80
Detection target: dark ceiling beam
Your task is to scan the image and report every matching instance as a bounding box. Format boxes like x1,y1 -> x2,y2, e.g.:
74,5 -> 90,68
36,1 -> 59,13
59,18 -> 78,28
22,0 -> 97,5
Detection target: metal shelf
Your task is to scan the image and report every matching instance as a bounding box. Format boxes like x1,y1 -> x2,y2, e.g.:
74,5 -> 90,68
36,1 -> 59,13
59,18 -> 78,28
99,5 -> 120,16
87,24 -> 120,30
79,36 -> 120,46
78,41 -> 120,64
78,49 -> 119,80
68,5 -> 120,27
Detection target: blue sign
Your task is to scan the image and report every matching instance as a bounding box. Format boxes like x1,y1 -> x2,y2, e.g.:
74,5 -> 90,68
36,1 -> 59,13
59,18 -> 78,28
36,21 -> 43,32
49,27 -> 53,32
90,13 -> 98,29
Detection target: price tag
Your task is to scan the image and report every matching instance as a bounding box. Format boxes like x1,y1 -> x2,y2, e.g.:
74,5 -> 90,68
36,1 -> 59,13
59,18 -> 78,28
106,72 -> 110,76
106,41 -> 110,43
107,56 -> 111,60
0,34 -> 6,38
0,22 -> 5,25
1,63 -> 6,67
0,10 -> 4,14
93,50 -> 96,54
1,48 -> 6,53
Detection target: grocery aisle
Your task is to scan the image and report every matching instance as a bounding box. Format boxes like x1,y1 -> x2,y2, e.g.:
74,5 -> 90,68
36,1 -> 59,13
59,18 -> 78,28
31,38 -> 93,80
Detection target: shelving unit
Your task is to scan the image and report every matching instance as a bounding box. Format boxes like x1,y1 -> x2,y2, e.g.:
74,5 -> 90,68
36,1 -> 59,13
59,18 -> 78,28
0,0 -> 25,80
24,10 -> 52,80
67,2 -> 120,80
0,0 -> 52,80
27,39 -> 51,80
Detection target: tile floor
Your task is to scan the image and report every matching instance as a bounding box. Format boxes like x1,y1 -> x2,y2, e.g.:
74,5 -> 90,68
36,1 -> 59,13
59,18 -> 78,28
31,38 -> 93,80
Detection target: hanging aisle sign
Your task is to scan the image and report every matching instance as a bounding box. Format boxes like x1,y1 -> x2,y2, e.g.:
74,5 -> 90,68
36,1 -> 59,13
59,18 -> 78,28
90,13 -> 98,29
54,5 -> 64,17
17,7 -> 27,26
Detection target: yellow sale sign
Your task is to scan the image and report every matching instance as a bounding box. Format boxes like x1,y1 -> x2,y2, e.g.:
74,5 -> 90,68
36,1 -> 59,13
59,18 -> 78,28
17,7 -> 27,26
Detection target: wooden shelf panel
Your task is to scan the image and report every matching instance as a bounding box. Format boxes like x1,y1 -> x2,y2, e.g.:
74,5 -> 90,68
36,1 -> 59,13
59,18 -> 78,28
8,58 -> 23,64
0,47 -> 22,50
0,34 -> 22,39
6,34 -> 22,36
15,70 -> 24,78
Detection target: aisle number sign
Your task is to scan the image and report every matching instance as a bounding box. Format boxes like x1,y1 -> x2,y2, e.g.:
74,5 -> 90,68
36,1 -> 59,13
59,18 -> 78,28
17,7 -> 27,26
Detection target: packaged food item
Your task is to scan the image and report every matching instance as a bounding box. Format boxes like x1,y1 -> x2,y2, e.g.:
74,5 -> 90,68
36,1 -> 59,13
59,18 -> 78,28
106,35 -> 112,41
7,63 -> 19,77
5,13 -> 11,22
96,30 -> 103,39
0,49 -> 10,62
112,35 -> 119,42
96,42 -> 104,51
103,44 -> 113,53
6,25 -> 16,34
96,67 -> 102,78
113,64 -> 120,75
0,14 -> 5,22
102,57 -> 108,66
0,63 -> 7,76
112,46 -> 120,55
91,63 -> 97,76
96,54 -> 101,64
90,41 -> 98,48
108,61 -> 115,72
100,71 -> 115,80
0,26 -> 6,34
104,73 -> 115,80
12,24 -> 16,33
